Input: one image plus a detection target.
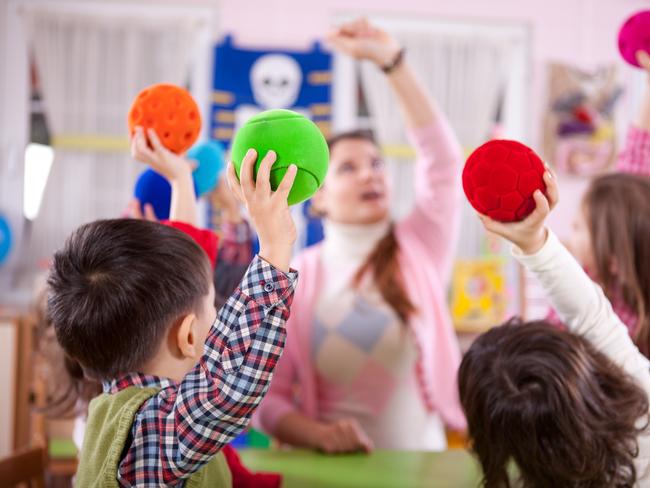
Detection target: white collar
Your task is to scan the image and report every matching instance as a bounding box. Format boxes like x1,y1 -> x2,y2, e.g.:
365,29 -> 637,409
322,219 -> 391,262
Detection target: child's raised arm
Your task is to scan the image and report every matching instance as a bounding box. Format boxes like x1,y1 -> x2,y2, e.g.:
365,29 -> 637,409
637,51 -> 650,133
131,126 -> 198,226
478,171 -> 650,386
226,149 -> 297,273
117,147 -> 299,482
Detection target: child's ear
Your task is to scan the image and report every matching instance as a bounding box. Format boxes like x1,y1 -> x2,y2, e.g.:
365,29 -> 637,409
175,313 -> 199,359
609,255 -> 619,276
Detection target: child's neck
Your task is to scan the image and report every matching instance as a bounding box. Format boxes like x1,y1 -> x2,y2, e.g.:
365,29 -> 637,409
141,347 -> 195,383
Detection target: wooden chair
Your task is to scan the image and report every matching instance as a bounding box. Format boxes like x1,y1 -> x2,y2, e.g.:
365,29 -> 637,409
0,446 -> 46,488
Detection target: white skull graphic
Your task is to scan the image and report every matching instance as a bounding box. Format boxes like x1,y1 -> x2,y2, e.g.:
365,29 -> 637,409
250,54 -> 302,109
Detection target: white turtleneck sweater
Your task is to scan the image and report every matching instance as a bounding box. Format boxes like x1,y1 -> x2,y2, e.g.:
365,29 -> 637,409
312,220 -> 447,451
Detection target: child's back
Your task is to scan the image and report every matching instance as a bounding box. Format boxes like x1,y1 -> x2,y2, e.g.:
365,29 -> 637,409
461,171 -> 650,486
47,148 -> 299,486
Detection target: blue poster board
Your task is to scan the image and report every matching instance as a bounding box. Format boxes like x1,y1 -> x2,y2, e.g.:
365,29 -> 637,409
209,35 -> 331,248
210,35 -> 332,148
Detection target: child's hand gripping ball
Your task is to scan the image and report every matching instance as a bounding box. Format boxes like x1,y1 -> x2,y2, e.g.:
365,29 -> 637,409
128,83 -> 201,154
230,109 -> 329,206
462,140 -> 547,223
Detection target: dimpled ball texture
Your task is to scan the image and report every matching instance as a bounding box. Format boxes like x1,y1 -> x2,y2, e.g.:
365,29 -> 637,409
231,109 -> 329,206
462,140 -> 546,223
618,10 -> 650,68
128,83 -> 201,154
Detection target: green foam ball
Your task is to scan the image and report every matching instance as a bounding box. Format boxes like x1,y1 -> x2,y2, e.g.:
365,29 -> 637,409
231,109 -> 330,206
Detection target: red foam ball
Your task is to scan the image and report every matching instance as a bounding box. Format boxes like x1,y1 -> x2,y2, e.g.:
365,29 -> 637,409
462,140 -> 546,223
128,83 -> 201,154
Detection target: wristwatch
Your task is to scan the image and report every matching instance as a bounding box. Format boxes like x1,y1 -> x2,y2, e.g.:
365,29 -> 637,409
381,47 -> 405,74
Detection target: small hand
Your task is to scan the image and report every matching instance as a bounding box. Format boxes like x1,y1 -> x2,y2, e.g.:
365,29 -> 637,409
478,170 -> 559,255
637,50 -> 650,78
125,198 -> 157,222
213,176 -> 243,224
131,126 -> 194,182
226,149 -> 297,272
327,18 -> 401,68
315,419 -> 374,454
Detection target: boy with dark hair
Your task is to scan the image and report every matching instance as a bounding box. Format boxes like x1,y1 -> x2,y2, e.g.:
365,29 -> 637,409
48,129 -> 299,487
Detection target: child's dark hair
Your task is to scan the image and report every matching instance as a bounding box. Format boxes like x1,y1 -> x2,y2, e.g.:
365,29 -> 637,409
33,280 -> 102,417
326,129 -> 417,323
583,173 -> 650,356
458,319 -> 648,487
47,219 -> 212,381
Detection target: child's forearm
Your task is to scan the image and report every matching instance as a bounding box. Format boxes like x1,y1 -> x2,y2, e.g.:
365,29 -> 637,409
513,231 -> 650,379
258,246 -> 292,274
169,171 -> 199,226
273,412 -> 330,450
386,59 -> 437,130
638,76 -> 650,133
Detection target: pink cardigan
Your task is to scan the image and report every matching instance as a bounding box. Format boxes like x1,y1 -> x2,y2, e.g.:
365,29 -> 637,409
256,114 -> 467,434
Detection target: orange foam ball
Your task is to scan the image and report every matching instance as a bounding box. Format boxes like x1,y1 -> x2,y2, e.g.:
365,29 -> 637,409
128,83 -> 201,154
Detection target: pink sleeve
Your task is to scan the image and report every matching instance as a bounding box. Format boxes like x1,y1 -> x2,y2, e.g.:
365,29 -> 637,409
616,125 -> 650,176
397,113 -> 463,284
254,248 -> 321,435
254,301 -> 299,435
253,313 -> 301,434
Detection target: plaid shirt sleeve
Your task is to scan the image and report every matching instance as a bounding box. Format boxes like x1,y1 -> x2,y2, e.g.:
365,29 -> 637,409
219,221 -> 254,266
117,256 -> 297,486
616,125 -> 650,176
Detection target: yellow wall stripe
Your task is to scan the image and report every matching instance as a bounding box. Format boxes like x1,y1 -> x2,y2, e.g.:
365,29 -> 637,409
52,134 -> 129,152
381,144 -> 474,160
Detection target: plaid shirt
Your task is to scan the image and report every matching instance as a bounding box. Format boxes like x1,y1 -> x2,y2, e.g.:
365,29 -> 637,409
220,221 -> 254,266
616,125 -> 650,176
103,256 -> 297,487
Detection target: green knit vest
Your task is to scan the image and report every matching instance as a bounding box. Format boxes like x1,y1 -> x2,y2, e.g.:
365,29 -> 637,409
75,386 -> 232,487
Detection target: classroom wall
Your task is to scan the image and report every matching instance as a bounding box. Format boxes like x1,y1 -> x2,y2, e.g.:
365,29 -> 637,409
214,0 -> 649,238
0,0 -> 644,457
216,0 -> 648,123
1,0 -> 648,303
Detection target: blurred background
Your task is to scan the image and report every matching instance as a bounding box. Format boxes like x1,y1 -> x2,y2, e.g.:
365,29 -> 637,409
0,0 -> 648,484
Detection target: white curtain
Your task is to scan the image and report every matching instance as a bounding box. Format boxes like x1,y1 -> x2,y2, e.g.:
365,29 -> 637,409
360,30 -> 515,257
22,7 -> 202,268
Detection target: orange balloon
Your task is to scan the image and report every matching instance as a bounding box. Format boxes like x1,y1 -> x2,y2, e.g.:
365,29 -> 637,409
128,83 -> 201,154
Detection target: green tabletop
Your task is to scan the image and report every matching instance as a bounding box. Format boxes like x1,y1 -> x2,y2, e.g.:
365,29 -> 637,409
239,449 -> 482,488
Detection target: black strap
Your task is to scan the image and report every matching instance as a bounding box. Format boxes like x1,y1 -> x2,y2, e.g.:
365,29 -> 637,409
381,47 -> 405,74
